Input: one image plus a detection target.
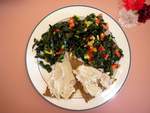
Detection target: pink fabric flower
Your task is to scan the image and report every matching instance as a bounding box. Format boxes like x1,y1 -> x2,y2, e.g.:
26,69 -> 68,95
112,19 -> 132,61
123,0 -> 145,10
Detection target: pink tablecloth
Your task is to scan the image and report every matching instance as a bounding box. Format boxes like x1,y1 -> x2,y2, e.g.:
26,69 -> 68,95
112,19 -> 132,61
0,0 -> 150,113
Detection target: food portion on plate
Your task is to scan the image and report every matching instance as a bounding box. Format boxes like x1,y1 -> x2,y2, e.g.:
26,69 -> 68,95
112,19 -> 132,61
32,13 -> 123,102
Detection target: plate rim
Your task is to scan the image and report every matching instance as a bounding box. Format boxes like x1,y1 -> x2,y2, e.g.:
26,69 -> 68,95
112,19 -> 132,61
25,5 -> 131,111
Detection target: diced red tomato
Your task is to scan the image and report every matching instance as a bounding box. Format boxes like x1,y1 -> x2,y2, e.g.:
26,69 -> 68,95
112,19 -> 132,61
115,49 -> 121,57
69,17 -> 74,23
95,18 -> 100,24
69,17 -> 75,29
86,46 -> 98,61
98,45 -> 105,51
55,48 -> 64,55
111,63 -> 119,70
69,23 -> 75,29
87,51 -> 94,61
102,54 -> 109,60
88,46 -> 97,52
99,33 -> 105,41
54,29 -> 60,32
102,23 -> 108,30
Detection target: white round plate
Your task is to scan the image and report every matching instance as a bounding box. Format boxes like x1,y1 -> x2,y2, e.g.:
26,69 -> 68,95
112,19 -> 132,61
26,5 -> 131,110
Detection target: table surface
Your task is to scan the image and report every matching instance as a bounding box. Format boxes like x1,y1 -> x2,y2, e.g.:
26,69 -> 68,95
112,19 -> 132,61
0,0 -> 150,113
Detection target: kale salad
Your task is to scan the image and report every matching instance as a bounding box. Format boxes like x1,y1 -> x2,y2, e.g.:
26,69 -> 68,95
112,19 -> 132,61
32,13 -> 123,76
